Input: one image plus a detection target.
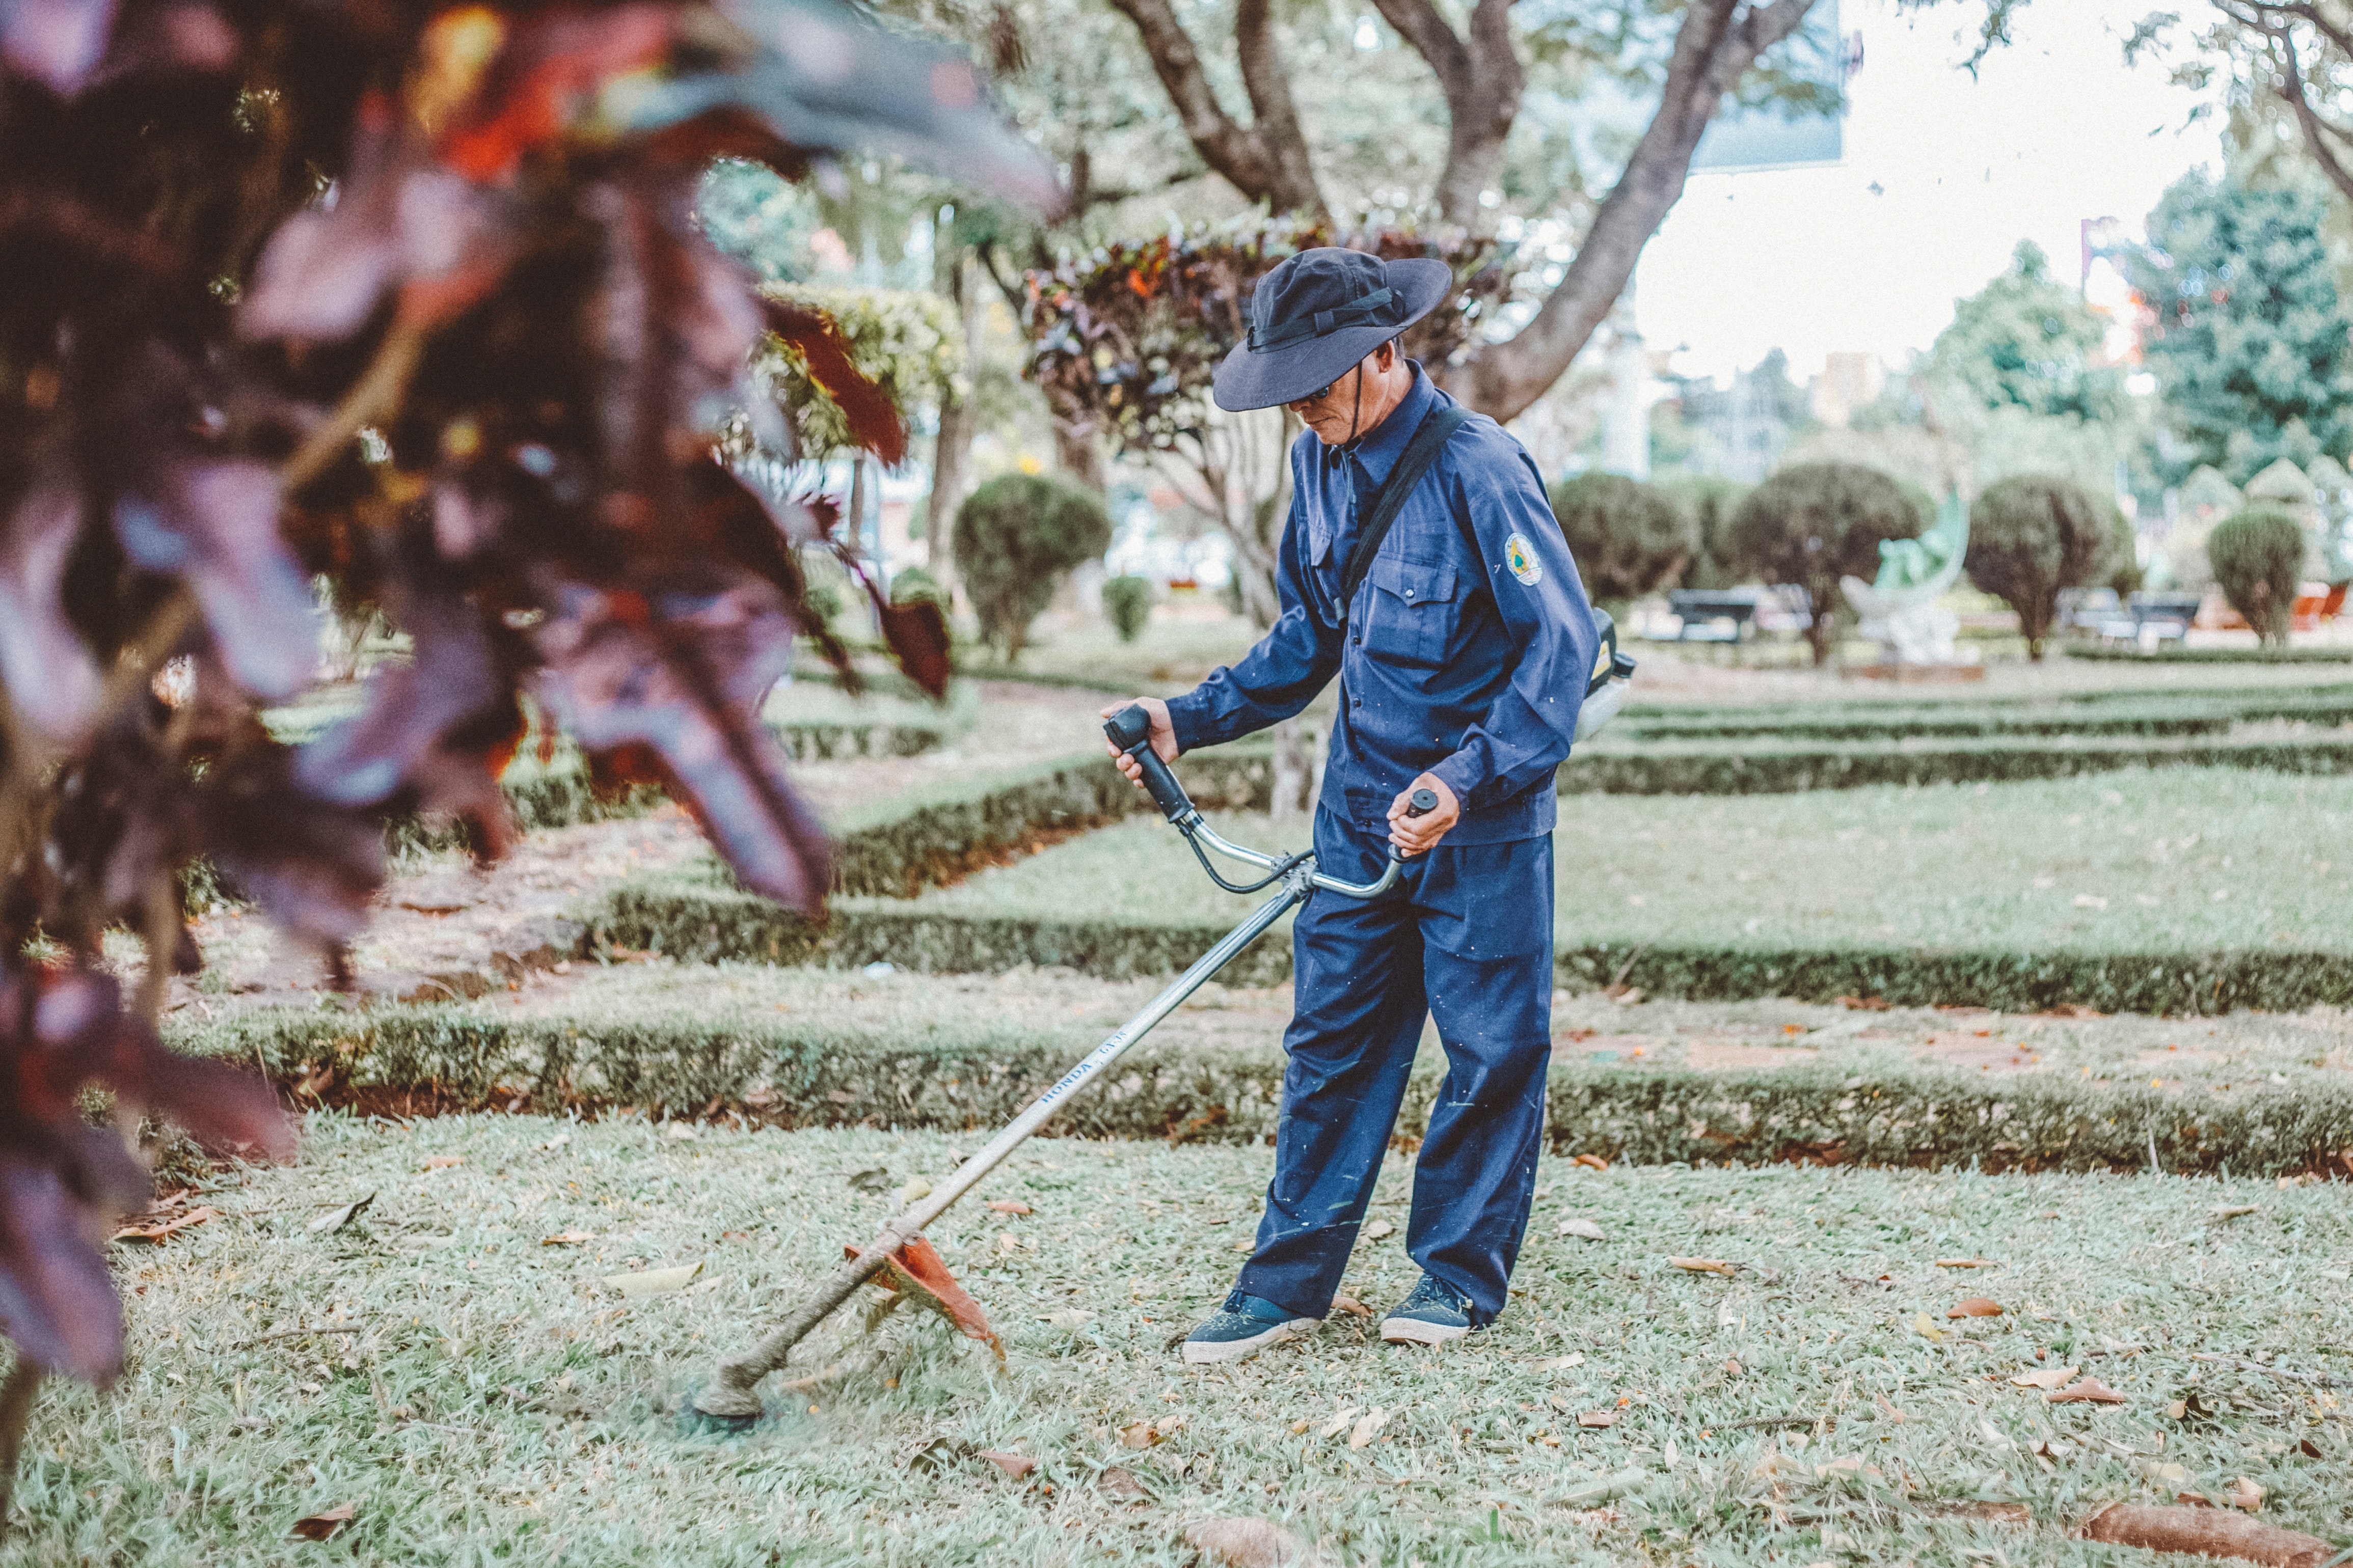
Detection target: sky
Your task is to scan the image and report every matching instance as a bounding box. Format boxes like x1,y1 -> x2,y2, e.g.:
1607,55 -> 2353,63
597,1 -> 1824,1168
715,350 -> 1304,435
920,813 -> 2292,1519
1633,0 -> 2228,384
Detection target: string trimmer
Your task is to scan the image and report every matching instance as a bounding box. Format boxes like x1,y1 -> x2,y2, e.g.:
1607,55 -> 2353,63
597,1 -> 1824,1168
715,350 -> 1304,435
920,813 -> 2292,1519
690,612 -> 1634,1427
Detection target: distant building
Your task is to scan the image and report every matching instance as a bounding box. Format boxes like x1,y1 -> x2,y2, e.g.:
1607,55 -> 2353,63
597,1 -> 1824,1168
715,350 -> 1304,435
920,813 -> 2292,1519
1810,352 -> 1886,429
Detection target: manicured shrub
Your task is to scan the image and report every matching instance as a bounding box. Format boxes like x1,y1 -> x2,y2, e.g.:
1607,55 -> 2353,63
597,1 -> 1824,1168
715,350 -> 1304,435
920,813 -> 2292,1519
953,474 -> 1114,659
2106,509 -> 2145,595
2208,507 -> 2305,647
1726,462 -> 1927,663
1546,472 -> 1697,603
1964,475 -> 2118,658
1654,474 -> 1752,590
890,566 -> 945,607
1102,573 -> 1154,642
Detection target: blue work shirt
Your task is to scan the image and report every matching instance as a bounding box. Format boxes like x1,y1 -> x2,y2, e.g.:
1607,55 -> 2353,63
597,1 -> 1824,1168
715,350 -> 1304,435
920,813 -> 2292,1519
1165,366 -> 1598,844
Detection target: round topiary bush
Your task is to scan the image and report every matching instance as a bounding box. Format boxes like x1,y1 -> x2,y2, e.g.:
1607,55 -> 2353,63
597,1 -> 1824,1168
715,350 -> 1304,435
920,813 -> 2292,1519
2208,507 -> 2306,647
1547,472 -> 1697,605
1654,474 -> 1751,590
953,473 -> 1114,659
890,566 -> 945,607
1964,475 -> 2119,659
1102,573 -> 1154,643
1725,462 -> 1927,664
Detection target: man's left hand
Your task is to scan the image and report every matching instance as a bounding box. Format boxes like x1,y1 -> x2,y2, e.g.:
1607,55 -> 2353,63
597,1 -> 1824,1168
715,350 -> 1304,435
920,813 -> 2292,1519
1387,774 -> 1458,856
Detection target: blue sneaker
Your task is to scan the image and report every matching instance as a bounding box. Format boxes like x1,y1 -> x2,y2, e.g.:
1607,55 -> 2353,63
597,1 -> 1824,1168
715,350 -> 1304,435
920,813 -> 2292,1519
1380,1273 -> 1474,1345
1181,1291 -> 1321,1364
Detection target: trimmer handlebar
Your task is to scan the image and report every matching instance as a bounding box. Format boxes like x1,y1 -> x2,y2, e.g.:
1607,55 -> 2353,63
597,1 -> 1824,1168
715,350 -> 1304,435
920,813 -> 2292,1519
1104,705 -> 1197,826
1106,706 -> 1434,899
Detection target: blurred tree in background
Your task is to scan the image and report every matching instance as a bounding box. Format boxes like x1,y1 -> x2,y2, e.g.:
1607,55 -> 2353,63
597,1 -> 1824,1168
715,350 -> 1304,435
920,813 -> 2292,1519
1727,462 -> 1927,664
2127,169 -> 2353,483
2209,507 -> 2308,645
955,473 -> 1113,657
1965,476 -> 2120,659
1930,241 -> 2127,423
1548,472 -> 1695,606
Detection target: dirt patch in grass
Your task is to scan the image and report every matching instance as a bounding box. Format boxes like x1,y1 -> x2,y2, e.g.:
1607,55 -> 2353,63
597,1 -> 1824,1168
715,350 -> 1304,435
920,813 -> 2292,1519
36,1116 -> 2353,1565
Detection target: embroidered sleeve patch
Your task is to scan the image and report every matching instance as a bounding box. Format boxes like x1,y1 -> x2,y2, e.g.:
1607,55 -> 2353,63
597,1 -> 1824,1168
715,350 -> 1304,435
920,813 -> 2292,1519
1504,531 -> 1543,586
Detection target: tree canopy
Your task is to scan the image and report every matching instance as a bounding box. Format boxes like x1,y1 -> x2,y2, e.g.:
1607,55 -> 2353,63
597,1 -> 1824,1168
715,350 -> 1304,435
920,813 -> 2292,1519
1930,241 -> 2127,423
2126,168 -> 2353,482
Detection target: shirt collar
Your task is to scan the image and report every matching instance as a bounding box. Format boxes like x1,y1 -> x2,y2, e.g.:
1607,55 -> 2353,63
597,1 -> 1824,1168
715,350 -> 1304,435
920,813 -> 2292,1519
1336,363 -> 1438,489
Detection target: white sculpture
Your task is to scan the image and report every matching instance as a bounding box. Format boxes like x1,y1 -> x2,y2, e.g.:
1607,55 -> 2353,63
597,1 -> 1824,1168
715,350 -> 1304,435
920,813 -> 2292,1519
1840,490 -> 1970,666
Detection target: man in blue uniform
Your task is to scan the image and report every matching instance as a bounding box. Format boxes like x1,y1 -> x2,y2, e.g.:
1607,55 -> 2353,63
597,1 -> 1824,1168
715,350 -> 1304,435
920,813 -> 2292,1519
1102,248 -> 1599,1360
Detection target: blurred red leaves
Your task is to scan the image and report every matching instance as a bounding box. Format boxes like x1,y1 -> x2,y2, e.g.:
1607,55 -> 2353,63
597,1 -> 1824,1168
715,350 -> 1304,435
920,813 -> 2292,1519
0,0 -> 1056,1387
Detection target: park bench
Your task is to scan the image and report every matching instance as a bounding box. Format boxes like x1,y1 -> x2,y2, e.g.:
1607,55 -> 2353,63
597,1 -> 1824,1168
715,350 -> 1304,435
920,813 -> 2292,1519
1663,588 -> 1764,644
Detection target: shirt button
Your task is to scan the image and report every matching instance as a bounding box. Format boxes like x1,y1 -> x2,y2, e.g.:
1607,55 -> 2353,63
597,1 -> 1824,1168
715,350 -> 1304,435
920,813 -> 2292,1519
1404,589 -> 1415,599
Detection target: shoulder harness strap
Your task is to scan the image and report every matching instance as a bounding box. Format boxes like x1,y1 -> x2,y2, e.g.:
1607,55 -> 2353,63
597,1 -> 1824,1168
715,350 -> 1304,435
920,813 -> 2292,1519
1334,404 -> 1471,625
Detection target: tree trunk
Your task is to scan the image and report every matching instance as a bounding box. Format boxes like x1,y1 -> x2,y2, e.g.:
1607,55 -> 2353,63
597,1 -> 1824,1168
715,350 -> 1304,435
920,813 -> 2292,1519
925,254 -> 985,606
1460,0 -> 1818,422
1048,385 -> 1108,494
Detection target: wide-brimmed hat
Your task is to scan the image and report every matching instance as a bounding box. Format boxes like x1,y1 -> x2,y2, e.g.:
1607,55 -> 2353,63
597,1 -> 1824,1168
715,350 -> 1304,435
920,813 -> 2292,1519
1212,248 -> 1454,412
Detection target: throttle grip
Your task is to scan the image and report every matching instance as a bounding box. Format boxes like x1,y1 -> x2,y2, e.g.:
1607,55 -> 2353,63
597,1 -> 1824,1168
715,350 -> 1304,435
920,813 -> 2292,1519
1104,705 -> 1197,824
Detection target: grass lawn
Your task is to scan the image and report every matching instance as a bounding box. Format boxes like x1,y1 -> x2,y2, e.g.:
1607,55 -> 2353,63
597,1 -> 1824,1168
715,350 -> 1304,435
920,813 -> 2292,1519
25,1117 -> 2352,1564
900,769 -> 2353,958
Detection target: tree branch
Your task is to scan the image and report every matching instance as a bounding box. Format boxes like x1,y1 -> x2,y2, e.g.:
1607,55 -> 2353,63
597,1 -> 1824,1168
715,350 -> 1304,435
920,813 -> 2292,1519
1463,0 -> 1818,420
1371,0 -> 1525,228
1234,0 -> 1329,220
2258,12 -> 2353,207
1102,0 -> 1323,215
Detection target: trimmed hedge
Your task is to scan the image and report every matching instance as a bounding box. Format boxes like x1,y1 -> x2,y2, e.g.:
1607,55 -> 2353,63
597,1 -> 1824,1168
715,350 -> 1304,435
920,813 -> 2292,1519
1554,940 -> 2353,1015
586,878 -> 1295,987
828,748 -> 1272,897
582,871 -> 2353,1014
168,999 -> 2353,1175
1563,730 -> 2353,794
1614,691 -> 2353,743
2064,645 -> 2353,664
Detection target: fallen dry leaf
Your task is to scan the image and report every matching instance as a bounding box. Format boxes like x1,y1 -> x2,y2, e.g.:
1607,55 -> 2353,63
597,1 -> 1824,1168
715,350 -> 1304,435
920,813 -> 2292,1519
1362,1219 -> 1395,1241
306,1194 -> 375,1235
1572,1153 -> 1610,1171
2210,1205 -> 2259,1221
1558,1217 -> 1606,1242
1348,1407 -> 1389,1449
1319,1406 -> 1359,1440
1874,1391 -> 1911,1422
423,1155 -> 463,1170
2047,1377 -> 2126,1405
2165,1399 -> 2189,1420
113,1206 -> 220,1244
1099,1466 -> 1147,1499
977,1450 -> 1035,1479
2012,1365 -> 2079,1389
2082,1501 -> 2331,1564
985,1199 -> 1032,1215
1578,1411 -> 1617,1428
1231,1238 -> 1254,1253
1935,1257 -> 1996,1269
898,1177 -> 931,1203
1669,1257 -> 1736,1276
1119,1420 -> 1159,1449
604,1261 -> 702,1297
1185,1516 -> 1304,1568
2224,1477 -> 2264,1512
540,1230 -> 593,1246
1948,1297 -> 2004,1318
1330,1294 -> 1372,1318
288,1502 -> 357,1540
1913,1313 -> 1946,1342
1044,1309 -> 1096,1331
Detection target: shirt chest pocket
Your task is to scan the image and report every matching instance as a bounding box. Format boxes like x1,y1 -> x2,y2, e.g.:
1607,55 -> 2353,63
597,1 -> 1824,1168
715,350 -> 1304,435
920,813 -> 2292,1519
1360,556 -> 1461,668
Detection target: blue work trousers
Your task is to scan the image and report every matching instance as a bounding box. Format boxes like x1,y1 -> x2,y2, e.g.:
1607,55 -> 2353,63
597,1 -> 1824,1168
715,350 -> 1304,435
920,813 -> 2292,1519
1235,809 -> 1554,1327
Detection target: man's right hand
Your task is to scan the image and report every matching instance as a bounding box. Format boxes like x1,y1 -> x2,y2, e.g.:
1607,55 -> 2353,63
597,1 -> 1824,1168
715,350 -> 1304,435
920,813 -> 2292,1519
1100,696 -> 1177,788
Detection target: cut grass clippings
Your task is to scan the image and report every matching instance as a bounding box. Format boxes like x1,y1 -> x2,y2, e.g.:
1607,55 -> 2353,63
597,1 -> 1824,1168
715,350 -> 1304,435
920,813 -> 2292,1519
166,963 -> 2353,1176
25,1117 -> 2353,1564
